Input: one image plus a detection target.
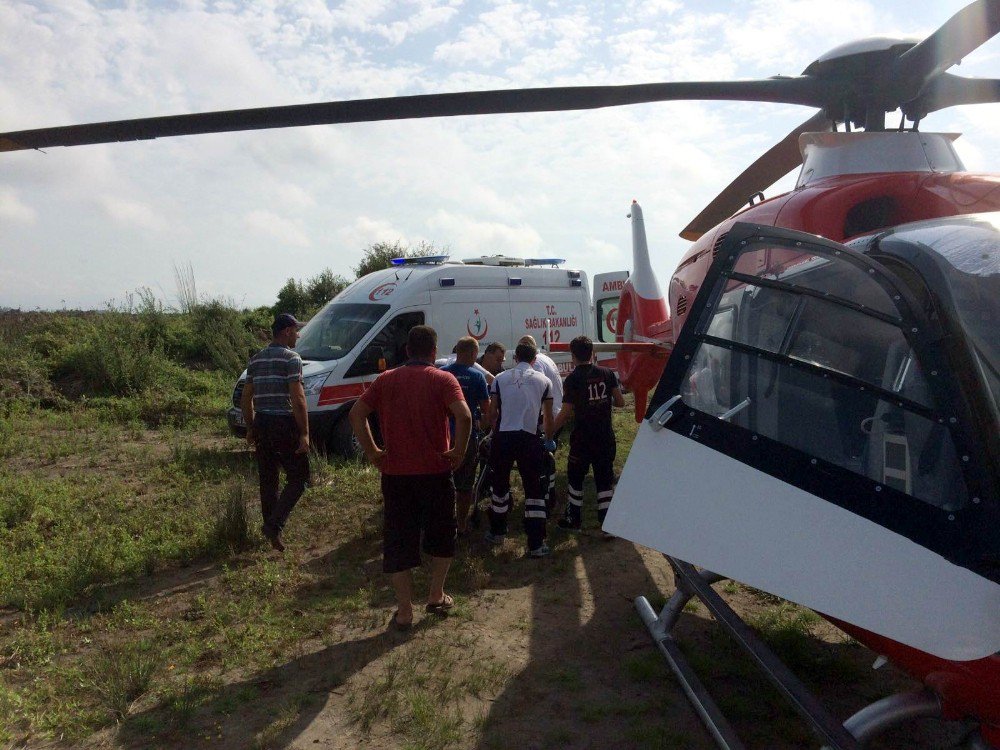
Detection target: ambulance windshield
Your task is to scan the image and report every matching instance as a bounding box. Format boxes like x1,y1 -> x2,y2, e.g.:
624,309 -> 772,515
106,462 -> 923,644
296,303 -> 390,361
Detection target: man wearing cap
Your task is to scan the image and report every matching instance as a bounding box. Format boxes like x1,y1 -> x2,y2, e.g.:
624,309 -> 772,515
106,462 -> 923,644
241,313 -> 310,552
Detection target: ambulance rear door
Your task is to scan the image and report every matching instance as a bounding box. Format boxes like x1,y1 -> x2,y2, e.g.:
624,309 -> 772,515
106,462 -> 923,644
593,270 -> 628,369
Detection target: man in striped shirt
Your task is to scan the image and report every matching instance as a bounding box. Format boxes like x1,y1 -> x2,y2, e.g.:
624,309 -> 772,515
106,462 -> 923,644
241,313 -> 310,552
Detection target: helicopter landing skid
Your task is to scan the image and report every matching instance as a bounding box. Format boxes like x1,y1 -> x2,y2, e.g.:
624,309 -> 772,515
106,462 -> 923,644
634,556 -> 988,749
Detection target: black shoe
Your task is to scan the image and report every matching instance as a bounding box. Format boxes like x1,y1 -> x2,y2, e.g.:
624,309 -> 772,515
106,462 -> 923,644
557,518 -> 581,532
263,527 -> 285,552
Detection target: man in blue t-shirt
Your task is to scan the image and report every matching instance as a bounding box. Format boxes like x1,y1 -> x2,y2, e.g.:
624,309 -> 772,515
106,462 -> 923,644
442,336 -> 490,534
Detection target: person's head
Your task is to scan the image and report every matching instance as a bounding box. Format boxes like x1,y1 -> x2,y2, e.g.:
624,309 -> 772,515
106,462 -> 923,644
454,336 -> 479,365
271,313 -> 301,347
480,342 -> 506,373
569,335 -> 594,365
406,325 -> 438,361
514,342 -> 537,364
518,335 -> 537,349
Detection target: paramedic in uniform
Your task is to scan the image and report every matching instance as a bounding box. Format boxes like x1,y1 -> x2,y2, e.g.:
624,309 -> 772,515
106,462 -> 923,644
518,335 -> 562,510
550,335 -> 624,532
487,341 -> 555,558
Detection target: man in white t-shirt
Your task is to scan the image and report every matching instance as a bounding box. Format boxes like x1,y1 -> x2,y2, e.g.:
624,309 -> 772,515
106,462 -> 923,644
518,335 -> 562,417
518,335 -> 562,511
486,341 -> 554,558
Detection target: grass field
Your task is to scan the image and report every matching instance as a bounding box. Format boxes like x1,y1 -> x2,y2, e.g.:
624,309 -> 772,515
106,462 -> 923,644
0,310 -> 965,749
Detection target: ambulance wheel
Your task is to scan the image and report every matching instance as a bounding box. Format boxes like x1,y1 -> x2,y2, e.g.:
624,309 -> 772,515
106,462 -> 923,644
329,412 -> 381,459
330,416 -> 363,459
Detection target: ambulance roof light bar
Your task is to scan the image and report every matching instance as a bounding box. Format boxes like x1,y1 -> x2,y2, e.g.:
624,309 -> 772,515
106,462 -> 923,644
523,258 -> 566,267
463,255 -> 526,266
390,255 -> 451,265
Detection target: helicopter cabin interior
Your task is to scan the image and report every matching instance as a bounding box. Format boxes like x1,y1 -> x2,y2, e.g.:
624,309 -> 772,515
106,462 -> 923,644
677,239 -> 970,514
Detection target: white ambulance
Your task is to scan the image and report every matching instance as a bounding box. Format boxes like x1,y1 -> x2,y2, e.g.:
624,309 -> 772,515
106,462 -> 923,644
227,256 -> 627,456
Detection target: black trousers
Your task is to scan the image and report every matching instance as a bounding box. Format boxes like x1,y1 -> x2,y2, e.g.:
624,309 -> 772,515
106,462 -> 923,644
254,412 -> 310,534
565,433 -> 616,526
489,430 -> 548,550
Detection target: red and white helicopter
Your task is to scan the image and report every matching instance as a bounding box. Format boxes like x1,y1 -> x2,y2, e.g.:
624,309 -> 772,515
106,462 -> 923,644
2,1 -> 998,746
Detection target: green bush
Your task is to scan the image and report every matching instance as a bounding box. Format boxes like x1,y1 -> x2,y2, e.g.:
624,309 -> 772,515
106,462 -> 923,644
53,312 -> 171,398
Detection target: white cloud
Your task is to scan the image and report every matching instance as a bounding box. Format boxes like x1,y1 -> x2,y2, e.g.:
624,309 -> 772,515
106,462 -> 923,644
334,216 -> 413,257
3,0 -> 998,311
0,187 -> 36,224
426,209 -> 543,256
244,209 -> 312,248
99,196 -> 166,230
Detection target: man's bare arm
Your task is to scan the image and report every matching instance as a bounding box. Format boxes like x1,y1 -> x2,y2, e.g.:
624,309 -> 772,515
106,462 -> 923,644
550,402 -> 573,438
349,399 -> 384,466
612,386 -> 625,408
541,399 -> 554,441
443,400 -> 472,469
289,380 -> 310,453
241,381 -> 255,446
476,398 -> 491,433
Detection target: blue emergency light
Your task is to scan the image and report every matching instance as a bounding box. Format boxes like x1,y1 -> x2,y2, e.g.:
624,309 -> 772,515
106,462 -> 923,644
523,258 -> 566,267
390,255 -> 450,265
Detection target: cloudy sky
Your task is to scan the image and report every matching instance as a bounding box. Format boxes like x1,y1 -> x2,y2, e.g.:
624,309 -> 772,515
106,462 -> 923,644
3,0 -> 1000,310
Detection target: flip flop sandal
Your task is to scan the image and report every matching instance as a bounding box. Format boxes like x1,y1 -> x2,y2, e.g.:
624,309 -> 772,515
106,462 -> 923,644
425,594 -> 454,615
389,610 -> 413,631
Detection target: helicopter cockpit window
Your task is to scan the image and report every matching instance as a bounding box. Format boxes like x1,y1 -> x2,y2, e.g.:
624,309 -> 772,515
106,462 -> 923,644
683,242 -> 968,512
733,246 -> 899,317
296,303 -> 390,362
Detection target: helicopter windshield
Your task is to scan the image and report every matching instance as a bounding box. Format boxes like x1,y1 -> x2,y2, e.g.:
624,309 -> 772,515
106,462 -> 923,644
680,241 -> 969,512
296,303 -> 390,362
877,218 -> 1000,424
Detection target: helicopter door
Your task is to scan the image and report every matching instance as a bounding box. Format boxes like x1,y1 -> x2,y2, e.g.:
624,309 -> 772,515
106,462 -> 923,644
604,222 -> 1000,662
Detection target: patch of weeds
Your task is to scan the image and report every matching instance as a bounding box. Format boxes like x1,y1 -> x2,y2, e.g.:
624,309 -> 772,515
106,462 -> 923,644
86,639 -> 162,720
627,723 -> 692,749
348,641 -> 481,745
252,699 -> 300,750
462,658 -> 509,697
683,598 -> 701,613
542,726 -> 577,748
722,580 -> 740,594
544,664 -> 584,692
0,610 -> 64,669
577,701 -> 609,723
405,692 -> 463,750
213,480 -> 260,554
161,675 -> 216,727
624,651 -> 667,682
750,604 -> 820,672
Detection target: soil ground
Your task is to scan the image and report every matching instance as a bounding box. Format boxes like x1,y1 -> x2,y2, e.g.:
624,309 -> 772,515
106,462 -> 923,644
0,407 -> 975,750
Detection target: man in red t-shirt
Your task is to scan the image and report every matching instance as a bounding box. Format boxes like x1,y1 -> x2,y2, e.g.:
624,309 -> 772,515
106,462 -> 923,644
349,325 -> 471,631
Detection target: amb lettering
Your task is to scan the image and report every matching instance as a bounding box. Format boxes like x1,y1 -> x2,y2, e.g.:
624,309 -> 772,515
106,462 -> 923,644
601,279 -> 625,292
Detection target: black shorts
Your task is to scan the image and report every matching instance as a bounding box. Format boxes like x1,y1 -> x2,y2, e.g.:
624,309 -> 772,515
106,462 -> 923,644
381,472 -> 456,573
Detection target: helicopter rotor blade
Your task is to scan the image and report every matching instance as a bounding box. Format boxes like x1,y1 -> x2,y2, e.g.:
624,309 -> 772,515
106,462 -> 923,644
0,78 -> 832,153
679,110 -> 830,241
892,0 -> 1000,102
906,72 -> 1000,117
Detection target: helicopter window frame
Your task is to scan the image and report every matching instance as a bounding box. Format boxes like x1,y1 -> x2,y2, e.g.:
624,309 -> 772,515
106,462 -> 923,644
646,222 -> 996,581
